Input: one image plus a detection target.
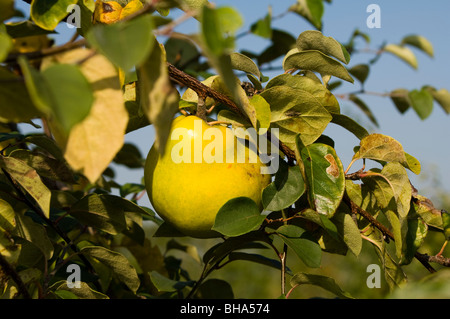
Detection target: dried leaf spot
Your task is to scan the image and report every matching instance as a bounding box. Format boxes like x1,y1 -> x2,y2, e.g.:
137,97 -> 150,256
103,2 -> 115,12
325,154 -> 339,178
285,110 -> 301,118
24,169 -> 38,179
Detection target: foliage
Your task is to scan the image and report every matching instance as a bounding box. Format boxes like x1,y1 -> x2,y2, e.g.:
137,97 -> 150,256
0,0 -> 449,299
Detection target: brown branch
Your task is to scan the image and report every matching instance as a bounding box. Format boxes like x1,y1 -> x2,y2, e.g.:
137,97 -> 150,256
343,194 -> 437,273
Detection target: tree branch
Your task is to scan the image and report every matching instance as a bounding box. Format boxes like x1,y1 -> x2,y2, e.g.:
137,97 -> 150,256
343,194 -> 437,273
0,253 -> 32,299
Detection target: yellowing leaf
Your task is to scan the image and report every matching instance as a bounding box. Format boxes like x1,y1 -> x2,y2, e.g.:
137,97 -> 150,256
47,48 -> 127,183
383,44 -> 418,69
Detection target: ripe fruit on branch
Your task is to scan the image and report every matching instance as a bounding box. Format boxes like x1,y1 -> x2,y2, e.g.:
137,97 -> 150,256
144,115 -> 271,238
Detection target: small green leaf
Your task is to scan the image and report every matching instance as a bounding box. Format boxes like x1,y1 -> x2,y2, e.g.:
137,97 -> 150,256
149,271 -> 194,292
228,252 -> 292,275
383,44 -> 418,69
0,199 -> 15,232
424,87 -> 450,114
390,88 -> 411,114
296,30 -> 350,64
31,0 -> 79,30
81,246 -> 140,293
262,163 -> 305,211
195,279 -> 234,299
70,194 -> 145,235
250,9 -> 272,39
283,48 -> 354,83
276,224 -> 322,268
50,281 -> 108,299
348,64 -> 370,84
290,272 -> 354,299
86,15 -> 154,71
442,211 -> 450,240
289,0 -> 324,30
401,34 -> 434,57
408,88 -> 434,120
249,94 -> 271,132
402,217 -> 428,265
230,52 -> 261,79
300,143 -> 345,218
332,207 -> 362,256
0,29 -> 12,62
213,197 -> 265,237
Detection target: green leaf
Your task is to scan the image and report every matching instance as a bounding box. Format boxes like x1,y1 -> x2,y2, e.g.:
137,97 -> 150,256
150,271 -> 194,292
70,194 -> 148,235
296,30 -> 350,64
265,73 -> 340,113
290,272 -> 354,299
30,0 -> 79,30
137,40 -> 180,155
260,86 -> 332,149
424,87 -> 450,114
383,44 -> 418,69
14,212 -> 54,260
442,211 -> 450,240
283,48 -> 354,83
402,217 -> 428,265
352,134 -> 408,167
411,194 -> 443,229
195,279 -> 234,299
348,94 -> 379,127
0,28 -> 12,62
250,9 -> 272,39
0,0 -> 15,22
81,246 -> 140,293
348,64 -> 370,84
408,88 -> 433,120
41,64 -> 94,137
230,52 -> 261,79
276,224 -> 322,268
0,66 -> 42,123
0,156 -> 51,219
249,94 -> 271,132
289,0 -> 324,30
212,197 -> 265,237
401,34 -> 434,57
390,88 -> 411,114
0,199 -> 15,232
257,29 -> 296,66
86,15 -> 154,71
299,143 -> 345,218
227,252 -> 292,275
262,162 -> 305,211
404,152 -> 421,175
330,113 -> 369,140
200,5 -> 242,56
9,149 -> 75,184
50,280 -> 108,299
5,20 -> 57,38
19,57 -> 94,139
332,206 -> 362,256
365,227 -> 407,290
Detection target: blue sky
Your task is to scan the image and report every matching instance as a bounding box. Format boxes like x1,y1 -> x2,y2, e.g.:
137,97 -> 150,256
13,0 -> 450,205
